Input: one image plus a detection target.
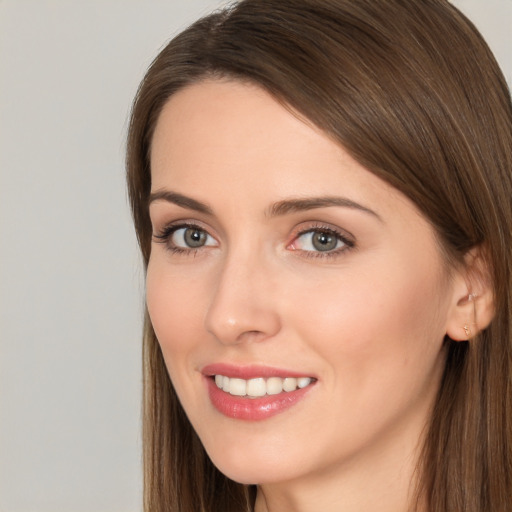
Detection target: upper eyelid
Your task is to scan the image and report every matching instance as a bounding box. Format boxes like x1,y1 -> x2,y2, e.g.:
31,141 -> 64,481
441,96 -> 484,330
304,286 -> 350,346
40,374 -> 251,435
174,225 -> 217,245
152,219 -> 355,248
152,221 -> 214,244
152,223 -> 218,253
152,218 -> 215,235
287,223 -> 356,255
290,222 -> 354,241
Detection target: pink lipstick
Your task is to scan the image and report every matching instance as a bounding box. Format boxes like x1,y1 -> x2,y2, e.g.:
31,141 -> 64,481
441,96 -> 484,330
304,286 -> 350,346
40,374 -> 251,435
202,364 -> 316,421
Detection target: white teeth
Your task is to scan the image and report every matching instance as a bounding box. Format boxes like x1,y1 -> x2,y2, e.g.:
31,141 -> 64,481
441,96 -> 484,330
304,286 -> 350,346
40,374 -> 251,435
266,377 -> 283,395
213,375 -> 314,397
283,377 -> 297,392
246,378 -> 266,397
228,378 -> 246,396
297,377 -> 312,389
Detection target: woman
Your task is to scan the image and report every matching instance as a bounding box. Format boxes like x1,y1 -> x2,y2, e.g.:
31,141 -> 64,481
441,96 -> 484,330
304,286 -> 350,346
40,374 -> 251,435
126,0 -> 512,510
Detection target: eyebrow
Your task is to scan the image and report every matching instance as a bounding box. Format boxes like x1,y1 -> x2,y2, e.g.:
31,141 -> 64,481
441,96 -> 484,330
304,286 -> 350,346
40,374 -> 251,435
268,196 -> 382,221
149,190 -> 213,215
149,190 -> 381,221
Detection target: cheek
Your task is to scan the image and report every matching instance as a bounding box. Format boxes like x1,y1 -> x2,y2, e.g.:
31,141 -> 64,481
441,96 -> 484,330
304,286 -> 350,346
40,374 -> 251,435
283,261 -> 449,453
146,258 -> 208,359
290,259 -> 448,373
145,258 -> 215,413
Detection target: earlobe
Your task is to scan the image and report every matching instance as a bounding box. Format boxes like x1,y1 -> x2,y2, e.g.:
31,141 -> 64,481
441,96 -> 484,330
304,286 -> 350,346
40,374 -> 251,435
445,247 -> 495,341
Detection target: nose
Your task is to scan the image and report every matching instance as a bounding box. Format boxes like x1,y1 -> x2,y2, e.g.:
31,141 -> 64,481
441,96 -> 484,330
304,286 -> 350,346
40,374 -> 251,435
204,251 -> 281,345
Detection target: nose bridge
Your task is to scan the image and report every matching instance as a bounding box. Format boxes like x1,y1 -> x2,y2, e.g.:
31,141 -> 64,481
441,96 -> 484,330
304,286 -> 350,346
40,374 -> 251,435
204,242 -> 281,345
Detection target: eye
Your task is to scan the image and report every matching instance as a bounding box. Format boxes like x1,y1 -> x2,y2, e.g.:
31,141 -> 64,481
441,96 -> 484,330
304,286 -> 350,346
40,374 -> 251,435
152,223 -> 217,253
295,230 -> 344,252
289,226 -> 353,256
172,226 -> 216,248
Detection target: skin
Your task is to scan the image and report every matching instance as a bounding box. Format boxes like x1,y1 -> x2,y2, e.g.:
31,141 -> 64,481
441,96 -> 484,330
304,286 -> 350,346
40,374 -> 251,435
146,80 -> 472,512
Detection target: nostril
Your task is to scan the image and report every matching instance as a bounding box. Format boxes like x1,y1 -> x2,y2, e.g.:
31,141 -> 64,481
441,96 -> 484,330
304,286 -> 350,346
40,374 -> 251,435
204,271 -> 282,345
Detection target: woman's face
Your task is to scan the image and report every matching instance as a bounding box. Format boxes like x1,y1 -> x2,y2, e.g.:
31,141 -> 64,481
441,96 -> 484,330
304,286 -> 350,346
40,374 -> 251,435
147,80 -> 458,486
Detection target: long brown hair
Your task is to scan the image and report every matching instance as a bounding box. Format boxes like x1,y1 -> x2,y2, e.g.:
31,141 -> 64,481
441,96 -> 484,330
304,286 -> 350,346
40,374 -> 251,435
126,1 -> 512,510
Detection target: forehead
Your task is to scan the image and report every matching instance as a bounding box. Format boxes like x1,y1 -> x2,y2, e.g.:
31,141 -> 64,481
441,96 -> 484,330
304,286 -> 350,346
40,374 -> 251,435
150,79 -> 321,179
151,80 -> 418,223
152,81 -> 376,192
149,79 -> 451,275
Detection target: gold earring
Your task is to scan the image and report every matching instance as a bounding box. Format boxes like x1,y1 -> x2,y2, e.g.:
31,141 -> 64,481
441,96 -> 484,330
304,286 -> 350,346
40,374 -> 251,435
463,324 -> 471,338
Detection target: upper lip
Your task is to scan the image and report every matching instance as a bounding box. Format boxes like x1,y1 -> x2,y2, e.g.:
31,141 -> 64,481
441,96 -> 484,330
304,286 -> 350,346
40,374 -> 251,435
201,363 -> 316,380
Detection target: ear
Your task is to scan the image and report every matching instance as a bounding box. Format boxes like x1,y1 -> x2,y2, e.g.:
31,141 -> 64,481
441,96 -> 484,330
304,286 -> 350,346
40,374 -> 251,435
445,246 -> 495,341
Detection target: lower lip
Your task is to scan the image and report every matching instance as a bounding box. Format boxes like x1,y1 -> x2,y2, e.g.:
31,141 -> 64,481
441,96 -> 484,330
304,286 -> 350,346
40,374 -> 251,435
206,377 -> 315,421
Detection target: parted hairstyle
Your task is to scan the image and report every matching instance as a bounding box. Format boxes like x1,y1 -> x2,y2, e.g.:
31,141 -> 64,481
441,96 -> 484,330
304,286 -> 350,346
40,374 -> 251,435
126,1 -> 512,510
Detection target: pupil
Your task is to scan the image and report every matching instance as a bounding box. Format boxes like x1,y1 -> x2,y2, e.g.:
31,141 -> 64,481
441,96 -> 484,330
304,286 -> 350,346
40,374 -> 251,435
185,228 -> 206,248
312,231 -> 337,251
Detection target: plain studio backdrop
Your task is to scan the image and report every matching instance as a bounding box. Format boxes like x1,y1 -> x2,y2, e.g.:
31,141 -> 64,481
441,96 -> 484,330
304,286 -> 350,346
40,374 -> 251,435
0,1 -> 510,511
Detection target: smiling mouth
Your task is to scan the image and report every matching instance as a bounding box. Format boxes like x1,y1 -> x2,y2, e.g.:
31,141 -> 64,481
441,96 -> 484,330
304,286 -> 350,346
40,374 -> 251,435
213,375 -> 315,398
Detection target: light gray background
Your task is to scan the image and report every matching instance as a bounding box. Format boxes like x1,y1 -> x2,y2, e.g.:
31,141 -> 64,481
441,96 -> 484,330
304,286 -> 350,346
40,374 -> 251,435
0,1 -> 510,511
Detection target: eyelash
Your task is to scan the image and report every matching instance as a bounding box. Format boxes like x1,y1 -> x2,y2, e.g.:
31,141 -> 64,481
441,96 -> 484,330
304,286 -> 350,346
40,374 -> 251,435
290,224 -> 355,260
152,222 -> 214,255
152,222 -> 355,259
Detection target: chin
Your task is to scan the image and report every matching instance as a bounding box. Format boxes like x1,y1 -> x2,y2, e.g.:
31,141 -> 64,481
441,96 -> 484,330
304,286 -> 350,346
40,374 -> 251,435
211,458 -> 289,485
201,434 -> 310,485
